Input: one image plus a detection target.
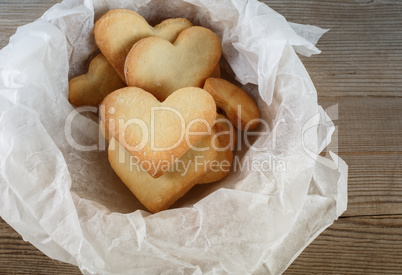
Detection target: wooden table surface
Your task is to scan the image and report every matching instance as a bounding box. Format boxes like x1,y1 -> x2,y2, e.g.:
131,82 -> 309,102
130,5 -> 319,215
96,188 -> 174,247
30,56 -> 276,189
1,0 -> 401,274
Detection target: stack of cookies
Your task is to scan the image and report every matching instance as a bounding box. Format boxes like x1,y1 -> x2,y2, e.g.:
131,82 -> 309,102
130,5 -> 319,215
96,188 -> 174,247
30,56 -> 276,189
68,9 -> 260,213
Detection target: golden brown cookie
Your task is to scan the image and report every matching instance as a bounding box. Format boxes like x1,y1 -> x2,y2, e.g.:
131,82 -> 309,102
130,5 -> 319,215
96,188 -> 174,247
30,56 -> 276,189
203,77 -> 260,131
94,9 -> 192,82
100,86 -> 216,178
124,26 -> 222,101
210,64 -> 221,78
198,114 -> 237,184
108,135 -> 217,213
68,53 -> 126,106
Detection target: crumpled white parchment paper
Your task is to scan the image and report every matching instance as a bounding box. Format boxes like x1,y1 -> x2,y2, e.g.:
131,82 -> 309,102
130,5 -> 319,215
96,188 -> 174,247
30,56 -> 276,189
0,0 -> 348,274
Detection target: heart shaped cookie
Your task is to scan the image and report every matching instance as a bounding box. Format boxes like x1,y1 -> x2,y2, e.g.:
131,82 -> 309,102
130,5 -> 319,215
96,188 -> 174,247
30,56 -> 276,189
204,77 -> 260,131
69,53 -> 126,107
198,114 -> 237,184
100,86 -> 216,178
108,132 -> 217,213
94,9 -> 192,81
124,26 -> 222,101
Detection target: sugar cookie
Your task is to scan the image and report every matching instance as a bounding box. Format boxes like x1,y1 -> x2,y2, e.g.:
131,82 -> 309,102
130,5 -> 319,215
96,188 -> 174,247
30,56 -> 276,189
198,114 -> 236,184
203,77 -> 260,130
108,135 -> 217,213
95,9 -> 192,81
68,53 -> 126,106
124,26 -> 222,101
100,86 -> 216,178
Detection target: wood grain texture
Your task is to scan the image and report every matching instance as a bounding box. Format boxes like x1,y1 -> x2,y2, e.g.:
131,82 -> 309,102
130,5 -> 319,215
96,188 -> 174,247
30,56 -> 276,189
319,96 -> 402,154
321,96 -> 402,217
267,0 -> 402,273
0,218 -> 81,274
0,1 -> 61,47
269,0 -> 402,98
0,0 -> 401,274
285,215 -> 402,274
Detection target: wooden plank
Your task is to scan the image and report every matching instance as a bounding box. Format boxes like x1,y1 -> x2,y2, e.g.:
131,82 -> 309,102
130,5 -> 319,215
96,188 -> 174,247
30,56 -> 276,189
318,96 -> 402,216
341,153 -> 402,217
266,0 -> 402,97
318,96 -> 402,154
0,1 -> 60,47
285,215 -> 402,274
0,218 -> 81,274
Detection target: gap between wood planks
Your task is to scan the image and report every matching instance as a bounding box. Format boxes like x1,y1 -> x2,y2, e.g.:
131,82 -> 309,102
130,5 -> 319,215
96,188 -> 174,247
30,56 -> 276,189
340,213 -> 402,219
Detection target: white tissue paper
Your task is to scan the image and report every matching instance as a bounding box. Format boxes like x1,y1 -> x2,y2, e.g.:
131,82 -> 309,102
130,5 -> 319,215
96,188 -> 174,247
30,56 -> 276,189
0,0 -> 348,274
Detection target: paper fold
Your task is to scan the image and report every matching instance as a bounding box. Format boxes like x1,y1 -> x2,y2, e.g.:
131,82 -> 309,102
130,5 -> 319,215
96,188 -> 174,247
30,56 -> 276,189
0,0 -> 347,274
